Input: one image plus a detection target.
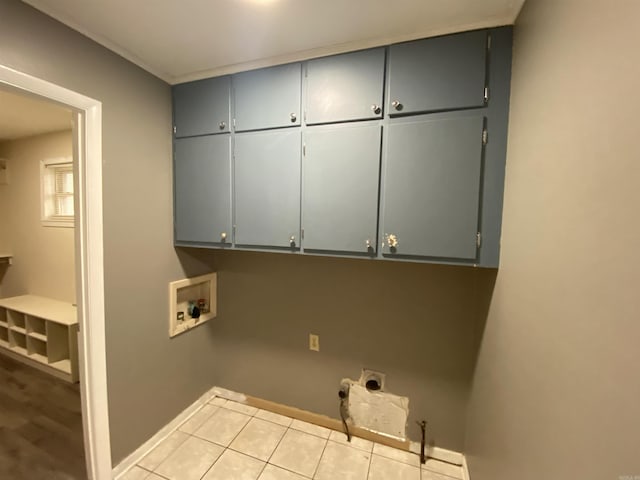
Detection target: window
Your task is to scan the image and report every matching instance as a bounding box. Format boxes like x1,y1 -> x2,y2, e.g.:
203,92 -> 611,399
41,157 -> 74,227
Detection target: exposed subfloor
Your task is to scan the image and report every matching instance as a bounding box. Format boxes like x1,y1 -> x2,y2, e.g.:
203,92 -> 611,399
0,353 -> 85,480
121,397 -> 464,480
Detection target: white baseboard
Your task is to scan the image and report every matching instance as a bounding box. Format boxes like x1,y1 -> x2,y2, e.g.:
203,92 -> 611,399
462,454 -> 471,480
210,386 -> 248,403
112,387 -> 218,479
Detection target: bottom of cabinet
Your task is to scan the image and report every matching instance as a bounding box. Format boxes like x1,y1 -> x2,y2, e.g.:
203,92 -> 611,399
174,243 -> 496,268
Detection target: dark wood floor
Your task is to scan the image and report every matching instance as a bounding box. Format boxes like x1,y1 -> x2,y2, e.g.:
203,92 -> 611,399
0,353 -> 86,479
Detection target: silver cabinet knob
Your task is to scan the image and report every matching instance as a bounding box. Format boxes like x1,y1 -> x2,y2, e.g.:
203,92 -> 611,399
366,239 -> 374,251
220,232 -> 227,242
290,113 -> 297,123
219,121 -> 226,130
386,233 -> 399,249
391,100 -> 403,111
371,104 -> 381,115
289,235 -> 296,246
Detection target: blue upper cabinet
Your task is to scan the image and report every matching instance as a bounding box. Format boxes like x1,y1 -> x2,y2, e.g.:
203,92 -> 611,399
302,124 -> 381,254
381,114 -> 485,260
171,27 -> 513,266
234,129 -> 301,248
305,48 -> 386,125
387,30 -> 488,116
173,76 -> 231,137
233,63 -> 302,132
174,135 -> 232,245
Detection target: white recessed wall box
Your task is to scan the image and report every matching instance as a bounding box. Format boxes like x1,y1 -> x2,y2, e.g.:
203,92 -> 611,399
169,272 -> 217,338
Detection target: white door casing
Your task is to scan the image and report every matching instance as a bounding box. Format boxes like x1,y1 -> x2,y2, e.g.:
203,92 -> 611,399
0,64 -> 111,479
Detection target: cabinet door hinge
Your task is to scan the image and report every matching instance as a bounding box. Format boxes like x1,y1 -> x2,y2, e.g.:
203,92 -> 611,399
487,33 -> 492,50
482,129 -> 488,145
233,118 -> 236,130
484,87 -> 489,103
476,232 -> 482,248
303,143 -> 306,156
173,126 -> 176,134
301,228 -> 305,240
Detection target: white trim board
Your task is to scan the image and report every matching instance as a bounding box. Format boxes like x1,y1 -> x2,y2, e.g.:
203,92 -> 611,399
0,64 -> 110,480
462,455 -> 472,480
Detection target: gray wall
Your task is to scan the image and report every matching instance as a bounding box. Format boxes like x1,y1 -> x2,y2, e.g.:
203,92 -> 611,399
179,248 -> 495,451
0,0 -> 494,462
0,0 -> 218,463
464,0 -> 640,478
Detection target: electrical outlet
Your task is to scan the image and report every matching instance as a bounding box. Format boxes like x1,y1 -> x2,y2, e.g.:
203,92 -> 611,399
309,334 -> 320,352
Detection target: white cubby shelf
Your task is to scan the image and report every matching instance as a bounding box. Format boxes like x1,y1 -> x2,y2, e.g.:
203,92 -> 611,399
169,272 -> 217,338
0,295 -> 79,382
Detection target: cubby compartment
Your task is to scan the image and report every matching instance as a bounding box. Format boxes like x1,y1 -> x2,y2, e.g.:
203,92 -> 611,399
0,295 -> 78,382
169,272 -> 217,338
27,336 -> 48,364
10,330 -> 27,354
27,315 -> 47,341
8,310 -> 26,333
46,322 -> 72,374
0,325 -> 8,347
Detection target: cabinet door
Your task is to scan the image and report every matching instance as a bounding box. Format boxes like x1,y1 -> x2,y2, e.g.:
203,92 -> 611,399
174,135 -> 231,244
234,63 -> 301,131
173,76 -> 231,137
303,124 -> 381,253
306,48 -> 385,125
382,115 -> 484,259
235,130 -> 301,247
387,30 -> 487,116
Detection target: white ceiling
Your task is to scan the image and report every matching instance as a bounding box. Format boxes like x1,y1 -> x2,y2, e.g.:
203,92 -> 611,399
0,89 -> 72,142
22,0 -> 525,85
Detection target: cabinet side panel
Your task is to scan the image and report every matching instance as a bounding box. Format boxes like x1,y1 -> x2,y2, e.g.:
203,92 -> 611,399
477,26 -> 513,267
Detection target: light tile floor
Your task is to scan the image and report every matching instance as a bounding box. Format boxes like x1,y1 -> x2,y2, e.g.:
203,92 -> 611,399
121,397 -> 464,480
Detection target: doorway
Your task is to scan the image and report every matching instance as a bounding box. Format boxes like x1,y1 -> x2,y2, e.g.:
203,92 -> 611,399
0,65 -> 110,479
0,88 -> 83,477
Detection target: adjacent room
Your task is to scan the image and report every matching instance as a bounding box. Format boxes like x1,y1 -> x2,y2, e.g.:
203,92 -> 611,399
0,0 -> 638,479
0,88 -> 85,478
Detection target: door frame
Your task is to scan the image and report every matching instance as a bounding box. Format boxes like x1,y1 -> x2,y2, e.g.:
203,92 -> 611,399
0,64 -> 112,479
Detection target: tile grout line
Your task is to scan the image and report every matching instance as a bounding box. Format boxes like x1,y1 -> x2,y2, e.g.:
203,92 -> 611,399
146,468 -> 171,480
254,457 -> 269,480
263,423 -> 295,469
170,402 -> 256,480
309,436 -> 330,479
145,398 -> 441,480
190,403 -> 253,448
263,425 -> 319,479
200,405 -> 264,479
364,448 -> 373,480
140,428 -> 191,474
